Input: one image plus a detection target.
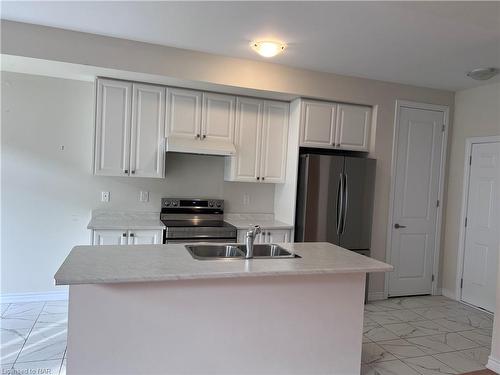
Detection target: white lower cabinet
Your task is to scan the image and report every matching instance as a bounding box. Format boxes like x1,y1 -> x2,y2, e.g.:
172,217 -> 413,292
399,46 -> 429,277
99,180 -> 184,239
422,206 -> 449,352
93,229 -> 163,245
237,229 -> 291,244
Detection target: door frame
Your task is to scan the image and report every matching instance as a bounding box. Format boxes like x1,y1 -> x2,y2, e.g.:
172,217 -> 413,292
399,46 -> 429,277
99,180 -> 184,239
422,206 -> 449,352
455,136 -> 500,302
384,100 -> 450,298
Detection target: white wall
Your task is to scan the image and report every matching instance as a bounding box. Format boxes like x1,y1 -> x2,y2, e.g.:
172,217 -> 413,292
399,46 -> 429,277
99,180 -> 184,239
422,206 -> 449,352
442,82 -> 500,297
1,72 -> 275,295
488,247 -> 500,370
1,21 -> 456,298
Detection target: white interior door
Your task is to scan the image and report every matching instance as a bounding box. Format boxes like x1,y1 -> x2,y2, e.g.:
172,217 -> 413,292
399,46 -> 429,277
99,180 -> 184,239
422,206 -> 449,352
461,142 -> 500,312
389,106 -> 445,297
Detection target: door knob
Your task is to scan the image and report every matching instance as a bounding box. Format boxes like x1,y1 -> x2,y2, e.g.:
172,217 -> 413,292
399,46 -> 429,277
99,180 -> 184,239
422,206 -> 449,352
394,223 -> 407,229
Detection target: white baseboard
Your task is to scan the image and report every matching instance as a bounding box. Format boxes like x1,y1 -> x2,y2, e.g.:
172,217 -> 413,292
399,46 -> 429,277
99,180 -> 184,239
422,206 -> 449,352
487,355 -> 500,373
368,291 -> 387,302
1,290 -> 68,303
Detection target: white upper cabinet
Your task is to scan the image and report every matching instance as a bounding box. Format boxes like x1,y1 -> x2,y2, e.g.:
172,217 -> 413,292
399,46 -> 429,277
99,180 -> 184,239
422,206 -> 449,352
299,99 -> 372,152
260,101 -> 289,183
130,84 -> 165,178
94,79 -> 132,176
225,98 -> 289,183
201,93 -> 235,143
166,88 -> 202,139
94,79 -> 165,178
335,104 -> 372,151
300,100 -> 337,148
227,97 -> 263,182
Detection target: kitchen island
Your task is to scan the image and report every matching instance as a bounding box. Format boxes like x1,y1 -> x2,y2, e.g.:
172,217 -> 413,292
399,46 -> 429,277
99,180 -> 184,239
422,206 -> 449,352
55,242 -> 392,375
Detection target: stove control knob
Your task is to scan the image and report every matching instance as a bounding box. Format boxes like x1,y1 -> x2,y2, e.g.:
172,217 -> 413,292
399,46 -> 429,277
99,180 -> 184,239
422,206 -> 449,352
209,202 -> 214,207
216,202 -> 222,208
172,201 -> 178,207
165,202 -> 170,207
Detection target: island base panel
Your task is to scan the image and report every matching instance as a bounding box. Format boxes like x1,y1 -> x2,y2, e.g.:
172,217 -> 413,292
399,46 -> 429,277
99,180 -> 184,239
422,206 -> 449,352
67,273 -> 366,375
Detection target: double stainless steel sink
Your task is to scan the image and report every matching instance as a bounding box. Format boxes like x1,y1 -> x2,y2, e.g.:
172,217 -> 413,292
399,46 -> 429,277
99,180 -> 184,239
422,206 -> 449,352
186,244 -> 299,260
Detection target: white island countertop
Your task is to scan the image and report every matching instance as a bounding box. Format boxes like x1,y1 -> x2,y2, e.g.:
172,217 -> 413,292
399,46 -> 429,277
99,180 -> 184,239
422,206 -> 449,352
54,242 -> 392,285
87,210 -> 165,230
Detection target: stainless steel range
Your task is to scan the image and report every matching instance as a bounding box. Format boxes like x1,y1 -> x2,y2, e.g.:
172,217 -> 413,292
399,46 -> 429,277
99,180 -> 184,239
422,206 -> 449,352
160,198 -> 237,244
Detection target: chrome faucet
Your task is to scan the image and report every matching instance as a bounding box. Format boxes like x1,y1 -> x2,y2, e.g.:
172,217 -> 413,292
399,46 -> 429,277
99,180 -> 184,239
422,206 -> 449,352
245,225 -> 262,259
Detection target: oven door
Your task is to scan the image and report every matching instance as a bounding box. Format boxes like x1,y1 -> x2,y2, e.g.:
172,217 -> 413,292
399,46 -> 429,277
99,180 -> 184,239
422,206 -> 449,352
164,238 -> 237,244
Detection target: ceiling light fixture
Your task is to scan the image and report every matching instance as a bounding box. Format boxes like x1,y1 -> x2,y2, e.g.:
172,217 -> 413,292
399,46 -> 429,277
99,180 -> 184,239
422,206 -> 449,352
466,67 -> 499,81
251,40 -> 286,58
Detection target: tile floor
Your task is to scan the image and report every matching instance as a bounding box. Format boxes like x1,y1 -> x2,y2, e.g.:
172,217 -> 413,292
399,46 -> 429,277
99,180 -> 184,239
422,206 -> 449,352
0,296 -> 494,374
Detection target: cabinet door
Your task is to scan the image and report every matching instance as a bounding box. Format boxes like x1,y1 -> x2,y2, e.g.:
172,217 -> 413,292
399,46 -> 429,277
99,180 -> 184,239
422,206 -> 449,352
300,101 -> 336,148
231,97 -> 264,182
130,84 -> 165,178
166,88 -> 202,139
94,79 -> 132,176
267,230 -> 291,243
335,104 -> 371,151
260,101 -> 289,183
93,230 -> 127,245
201,93 -> 235,143
128,230 -> 163,245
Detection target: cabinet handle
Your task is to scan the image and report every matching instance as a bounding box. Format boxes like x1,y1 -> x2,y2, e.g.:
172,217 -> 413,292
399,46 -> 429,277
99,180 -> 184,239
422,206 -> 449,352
195,134 -> 200,139
124,169 -> 129,174
202,134 -> 206,140
131,170 -> 135,174
262,177 -> 265,181
129,233 -> 135,237
122,233 -> 127,237
257,177 -> 260,181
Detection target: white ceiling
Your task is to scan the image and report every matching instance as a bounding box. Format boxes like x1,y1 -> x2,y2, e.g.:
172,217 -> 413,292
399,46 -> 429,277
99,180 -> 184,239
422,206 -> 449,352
2,1 -> 499,91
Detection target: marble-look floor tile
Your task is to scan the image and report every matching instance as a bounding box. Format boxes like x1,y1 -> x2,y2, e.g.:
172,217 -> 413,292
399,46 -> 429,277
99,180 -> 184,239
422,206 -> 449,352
388,309 -> 427,322
432,351 -> 485,373
433,317 -> 476,332
410,320 -> 453,334
383,322 -> 449,339
366,311 -> 403,325
413,307 -> 449,320
457,329 -> 492,347
373,298 -> 427,310
378,339 -> 430,359
1,304 -> 10,316
458,347 -> 491,366
1,327 -> 30,365
13,359 -> 63,374
363,335 -> 372,343
3,302 -> 44,318
362,342 -> 397,364
402,355 -> 458,375
363,324 -> 399,342
406,333 -> 480,354
0,316 -> 37,329
41,302 -> 68,315
17,323 -> 67,363
361,359 -> 421,375
36,314 -> 68,325
365,303 -> 396,313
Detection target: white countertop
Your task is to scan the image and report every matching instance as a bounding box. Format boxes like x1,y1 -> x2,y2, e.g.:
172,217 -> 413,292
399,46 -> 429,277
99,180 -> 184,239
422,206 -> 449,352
54,242 -> 392,285
87,210 -> 165,230
224,213 -> 293,230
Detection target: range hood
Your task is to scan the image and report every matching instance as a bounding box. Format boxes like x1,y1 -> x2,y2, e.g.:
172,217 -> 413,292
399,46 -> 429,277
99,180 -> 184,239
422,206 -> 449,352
165,136 -> 236,156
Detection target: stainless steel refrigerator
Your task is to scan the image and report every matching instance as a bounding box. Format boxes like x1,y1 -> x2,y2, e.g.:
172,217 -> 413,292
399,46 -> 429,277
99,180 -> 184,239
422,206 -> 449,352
295,154 -> 376,255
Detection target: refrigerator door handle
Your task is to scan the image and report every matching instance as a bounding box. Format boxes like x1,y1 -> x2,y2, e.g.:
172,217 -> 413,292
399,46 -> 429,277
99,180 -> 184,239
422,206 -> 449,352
337,173 -> 344,236
341,173 -> 348,234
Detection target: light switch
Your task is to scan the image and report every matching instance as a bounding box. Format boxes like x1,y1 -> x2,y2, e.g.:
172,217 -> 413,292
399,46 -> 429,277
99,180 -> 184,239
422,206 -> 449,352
101,191 -> 110,202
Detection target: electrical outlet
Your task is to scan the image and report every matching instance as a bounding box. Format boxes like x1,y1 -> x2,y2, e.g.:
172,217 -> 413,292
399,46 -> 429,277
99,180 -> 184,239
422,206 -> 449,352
139,191 -> 149,203
243,193 -> 250,206
101,191 -> 110,202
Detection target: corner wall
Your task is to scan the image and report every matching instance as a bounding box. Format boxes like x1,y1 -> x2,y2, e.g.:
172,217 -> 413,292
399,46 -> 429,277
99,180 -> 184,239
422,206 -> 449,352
441,82 -> 500,298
